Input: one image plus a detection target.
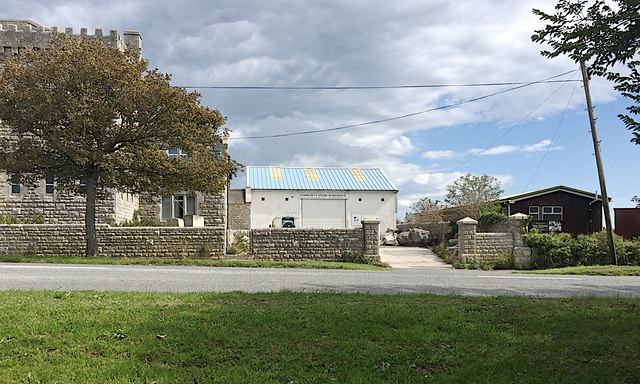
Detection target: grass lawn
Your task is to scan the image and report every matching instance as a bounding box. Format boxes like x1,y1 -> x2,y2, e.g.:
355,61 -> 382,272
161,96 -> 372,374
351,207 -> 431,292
518,265 -> 640,276
0,255 -> 388,270
0,291 -> 638,383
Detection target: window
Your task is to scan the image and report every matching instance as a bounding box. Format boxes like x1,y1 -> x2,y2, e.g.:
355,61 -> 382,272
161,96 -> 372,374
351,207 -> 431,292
45,177 -> 54,194
10,175 -> 20,194
167,148 -> 187,158
161,194 -> 196,219
542,206 -> 563,221
528,206 -> 539,220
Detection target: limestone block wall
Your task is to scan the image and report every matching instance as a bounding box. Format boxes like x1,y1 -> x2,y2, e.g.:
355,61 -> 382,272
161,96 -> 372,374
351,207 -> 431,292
0,20 -> 141,62
228,189 -> 250,230
251,220 -> 380,260
0,225 -> 225,258
457,214 -> 533,268
473,233 -> 514,261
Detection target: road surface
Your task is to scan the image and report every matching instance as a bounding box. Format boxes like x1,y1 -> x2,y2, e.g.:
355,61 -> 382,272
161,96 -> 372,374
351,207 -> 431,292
1,263 -> 639,297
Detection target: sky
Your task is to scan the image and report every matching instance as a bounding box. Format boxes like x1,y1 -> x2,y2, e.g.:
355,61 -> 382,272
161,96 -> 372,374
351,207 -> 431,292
3,0 -> 639,220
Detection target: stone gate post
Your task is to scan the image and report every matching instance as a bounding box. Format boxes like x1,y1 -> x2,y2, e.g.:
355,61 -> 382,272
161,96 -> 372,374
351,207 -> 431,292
361,218 -> 380,258
457,217 -> 478,263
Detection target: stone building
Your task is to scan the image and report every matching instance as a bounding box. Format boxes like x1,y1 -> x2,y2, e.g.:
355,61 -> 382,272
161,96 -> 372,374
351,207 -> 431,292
0,19 -> 227,228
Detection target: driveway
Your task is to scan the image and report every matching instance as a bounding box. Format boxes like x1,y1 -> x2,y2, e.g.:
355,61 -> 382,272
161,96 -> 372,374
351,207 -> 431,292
379,246 -> 452,269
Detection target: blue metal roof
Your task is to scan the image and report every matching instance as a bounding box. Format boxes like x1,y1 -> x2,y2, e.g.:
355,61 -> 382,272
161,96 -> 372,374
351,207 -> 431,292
247,167 -> 398,191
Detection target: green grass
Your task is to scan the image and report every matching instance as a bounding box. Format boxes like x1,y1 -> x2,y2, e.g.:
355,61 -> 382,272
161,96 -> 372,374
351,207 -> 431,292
0,291 -> 638,383
518,265 -> 640,276
0,255 -> 388,270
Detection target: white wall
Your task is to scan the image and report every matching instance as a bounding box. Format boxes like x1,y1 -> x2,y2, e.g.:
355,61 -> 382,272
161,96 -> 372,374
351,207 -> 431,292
250,189 -> 397,233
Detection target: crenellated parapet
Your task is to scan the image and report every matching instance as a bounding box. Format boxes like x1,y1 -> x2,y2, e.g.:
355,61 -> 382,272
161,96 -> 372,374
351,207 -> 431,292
0,19 -> 141,61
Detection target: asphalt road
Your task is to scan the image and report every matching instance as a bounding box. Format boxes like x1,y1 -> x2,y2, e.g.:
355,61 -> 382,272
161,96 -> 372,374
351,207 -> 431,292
1,263 -> 639,297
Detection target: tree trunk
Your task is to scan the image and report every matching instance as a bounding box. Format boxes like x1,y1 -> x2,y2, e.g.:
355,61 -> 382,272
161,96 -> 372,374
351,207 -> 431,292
85,170 -> 98,257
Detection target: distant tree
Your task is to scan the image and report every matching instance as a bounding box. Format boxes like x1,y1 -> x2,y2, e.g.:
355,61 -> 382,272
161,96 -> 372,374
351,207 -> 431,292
404,198 -> 444,223
444,173 -> 503,219
532,0 -> 640,144
632,195 -> 640,208
0,35 -> 239,256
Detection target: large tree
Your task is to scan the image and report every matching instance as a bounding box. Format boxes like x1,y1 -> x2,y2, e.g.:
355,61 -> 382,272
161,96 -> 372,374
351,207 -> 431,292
444,173 -> 503,219
404,198 -> 444,223
0,35 -> 239,256
532,0 -> 640,144
405,174 -> 503,223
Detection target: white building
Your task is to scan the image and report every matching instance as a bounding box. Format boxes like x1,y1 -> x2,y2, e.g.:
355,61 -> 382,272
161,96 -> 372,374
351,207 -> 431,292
244,166 -> 398,233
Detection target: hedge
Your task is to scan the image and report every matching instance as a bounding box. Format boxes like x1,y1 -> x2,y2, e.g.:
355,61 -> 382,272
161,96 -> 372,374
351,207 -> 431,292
525,231 -> 640,269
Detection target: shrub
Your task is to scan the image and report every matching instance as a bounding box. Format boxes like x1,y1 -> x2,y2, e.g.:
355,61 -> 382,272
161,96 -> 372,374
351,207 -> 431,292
338,250 -> 374,265
477,211 -> 508,232
112,210 -> 166,227
227,236 -> 250,255
525,231 -> 640,268
0,214 -> 45,224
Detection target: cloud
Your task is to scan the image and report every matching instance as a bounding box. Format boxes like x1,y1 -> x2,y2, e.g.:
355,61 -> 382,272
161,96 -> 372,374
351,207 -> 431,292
422,150 -> 460,160
468,140 -> 563,156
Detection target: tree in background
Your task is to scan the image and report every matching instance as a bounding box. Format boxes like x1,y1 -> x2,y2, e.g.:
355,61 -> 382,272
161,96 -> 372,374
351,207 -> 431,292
532,0 -> 640,144
404,198 -> 444,223
405,174 -> 503,223
444,173 -> 504,219
0,35 -> 239,256
632,196 -> 640,208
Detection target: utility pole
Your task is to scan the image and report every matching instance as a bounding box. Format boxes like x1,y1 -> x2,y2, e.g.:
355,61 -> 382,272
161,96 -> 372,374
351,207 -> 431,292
580,61 -> 617,265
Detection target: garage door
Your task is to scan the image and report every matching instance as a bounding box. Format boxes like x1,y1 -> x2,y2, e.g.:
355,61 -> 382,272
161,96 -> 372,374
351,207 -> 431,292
301,199 -> 346,228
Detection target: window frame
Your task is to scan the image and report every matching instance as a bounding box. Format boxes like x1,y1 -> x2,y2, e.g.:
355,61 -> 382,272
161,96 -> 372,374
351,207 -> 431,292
45,177 -> 55,194
528,206 -> 539,221
542,206 -> 563,221
10,175 -> 20,194
161,194 -> 197,219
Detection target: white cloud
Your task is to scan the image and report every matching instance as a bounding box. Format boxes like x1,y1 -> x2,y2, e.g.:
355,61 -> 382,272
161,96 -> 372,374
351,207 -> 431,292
467,140 -> 563,156
422,150 -> 460,160
522,139 -> 562,152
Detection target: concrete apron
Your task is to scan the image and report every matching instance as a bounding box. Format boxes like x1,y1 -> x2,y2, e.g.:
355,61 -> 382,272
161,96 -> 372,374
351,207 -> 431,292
379,246 -> 452,269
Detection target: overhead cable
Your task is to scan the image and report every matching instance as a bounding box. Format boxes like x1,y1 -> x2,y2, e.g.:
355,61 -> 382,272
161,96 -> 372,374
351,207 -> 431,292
228,70 -> 579,141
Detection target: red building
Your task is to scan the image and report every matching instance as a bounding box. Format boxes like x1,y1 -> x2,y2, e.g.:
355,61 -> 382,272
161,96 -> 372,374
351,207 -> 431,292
614,208 -> 640,240
498,186 -> 604,235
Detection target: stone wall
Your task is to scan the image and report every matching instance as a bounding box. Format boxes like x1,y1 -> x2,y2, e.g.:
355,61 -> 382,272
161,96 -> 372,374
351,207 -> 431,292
457,214 -> 533,268
0,224 -> 225,258
0,20 -> 141,62
228,189 -> 250,230
251,219 -> 380,260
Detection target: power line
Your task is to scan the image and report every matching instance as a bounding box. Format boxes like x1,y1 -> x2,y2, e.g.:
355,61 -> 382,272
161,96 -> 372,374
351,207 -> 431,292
229,70 -> 579,141
523,74 -> 580,191
178,79 -> 580,90
439,71 -> 577,172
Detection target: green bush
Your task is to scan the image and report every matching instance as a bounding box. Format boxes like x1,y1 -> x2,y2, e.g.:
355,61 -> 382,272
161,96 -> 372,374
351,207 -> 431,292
0,214 -> 45,224
477,211 -> 508,231
338,250 -> 375,265
525,231 -> 640,268
227,236 -> 250,255
111,210 -> 167,227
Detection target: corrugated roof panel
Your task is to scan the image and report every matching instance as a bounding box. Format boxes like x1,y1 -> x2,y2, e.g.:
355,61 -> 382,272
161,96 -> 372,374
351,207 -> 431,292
304,168 -> 319,181
349,168 -> 367,181
269,167 -> 283,180
248,166 -> 397,191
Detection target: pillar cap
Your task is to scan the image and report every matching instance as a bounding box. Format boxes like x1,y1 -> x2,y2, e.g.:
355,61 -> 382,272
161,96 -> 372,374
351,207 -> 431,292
456,217 -> 478,225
